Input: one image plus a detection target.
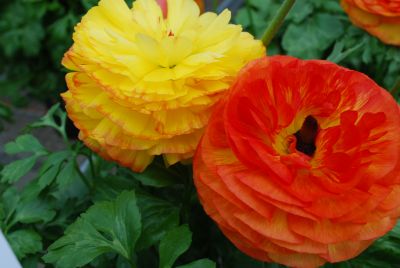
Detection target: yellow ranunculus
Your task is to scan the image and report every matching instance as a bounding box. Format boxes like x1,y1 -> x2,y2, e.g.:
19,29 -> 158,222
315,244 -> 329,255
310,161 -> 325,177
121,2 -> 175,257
62,0 -> 265,172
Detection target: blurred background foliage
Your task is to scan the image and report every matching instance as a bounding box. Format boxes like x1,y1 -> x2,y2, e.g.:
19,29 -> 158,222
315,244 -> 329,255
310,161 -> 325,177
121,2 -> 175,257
0,0 -> 133,126
1,0 -> 400,267
235,0 -> 400,92
1,0 -> 86,106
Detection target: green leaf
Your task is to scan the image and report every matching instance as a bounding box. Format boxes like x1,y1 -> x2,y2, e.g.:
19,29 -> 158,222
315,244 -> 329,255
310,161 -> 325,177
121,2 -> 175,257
93,175 -> 136,202
7,229 -> 42,259
43,191 -> 141,268
40,150 -> 71,172
132,163 -> 178,187
43,220 -> 113,268
326,39 -> 366,64
1,186 -> 55,230
38,150 -> 71,188
287,0 -> 314,23
4,134 -> 45,155
0,102 -> 12,129
176,259 -> 216,268
282,13 -> 344,59
136,193 -> 180,250
159,225 -> 192,268
56,160 -> 80,188
0,203 -> 4,221
80,0 -> 100,10
314,1 -> 344,13
14,198 -> 56,224
39,165 -> 60,189
21,22 -> 45,56
20,180 -> 43,201
235,1 -> 277,37
1,187 -> 19,222
0,155 -> 38,183
30,104 -> 67,139
21,255 -> 40,268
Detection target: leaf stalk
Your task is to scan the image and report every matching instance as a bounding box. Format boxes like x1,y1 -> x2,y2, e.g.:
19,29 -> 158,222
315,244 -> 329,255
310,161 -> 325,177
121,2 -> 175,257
261,0 -> 296,47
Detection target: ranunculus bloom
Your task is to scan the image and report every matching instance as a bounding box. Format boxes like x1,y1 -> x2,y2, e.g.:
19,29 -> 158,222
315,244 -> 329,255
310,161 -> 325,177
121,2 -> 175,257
62,0 -> 264,171
341,0 -> 400,46
194,56 -> 400,267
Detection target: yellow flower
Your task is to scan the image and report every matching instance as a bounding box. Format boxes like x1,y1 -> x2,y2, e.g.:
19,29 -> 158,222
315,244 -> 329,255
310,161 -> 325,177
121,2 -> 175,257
62,0 -> 265,172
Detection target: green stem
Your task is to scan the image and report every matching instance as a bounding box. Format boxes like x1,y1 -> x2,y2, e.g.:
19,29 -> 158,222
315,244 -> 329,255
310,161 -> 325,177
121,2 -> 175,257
60,130 -> 70,148
389,77 -> 400,98
261,0 -> 296,47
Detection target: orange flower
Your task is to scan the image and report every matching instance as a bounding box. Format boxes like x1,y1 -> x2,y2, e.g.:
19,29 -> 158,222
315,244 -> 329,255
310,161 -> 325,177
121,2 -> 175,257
341,0 -> 400,46
193,56 -> 400,267
62,0 -> 264,172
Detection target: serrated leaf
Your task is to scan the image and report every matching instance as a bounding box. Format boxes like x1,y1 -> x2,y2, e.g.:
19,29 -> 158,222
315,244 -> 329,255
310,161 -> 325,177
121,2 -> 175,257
159,225 -> 192,268
30,103 -> 66,132
327,39 -> 366,64
235,3 -> 275,37
176,259 -> 216,268
20,180 -> 43,201
40,150 -> 71,172
56,160 -> 80,188
4,134 -> 45,155
136,193 -> 180,250
1,187 -> 19,225
132,164 -> 178,187
282,13 -> 344,59
14,198 -> 55,224
93,175 -> 136,202
1,186 -> 19,211
38,150 -> 71,189
43,191 -> 141,268
39,165 -> 60,189
1,155 -> 38,183
7,229 -> 42,259
287,0 -> 314,23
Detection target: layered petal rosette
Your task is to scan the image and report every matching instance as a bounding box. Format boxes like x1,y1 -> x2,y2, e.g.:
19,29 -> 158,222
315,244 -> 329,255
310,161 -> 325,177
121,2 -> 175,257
341,0 -> 400,45
194,56 -> 400,267
62,0 -> 265,171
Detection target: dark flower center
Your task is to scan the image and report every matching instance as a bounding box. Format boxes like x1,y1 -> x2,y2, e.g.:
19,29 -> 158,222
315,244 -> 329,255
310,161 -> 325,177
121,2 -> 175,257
294,116 -> 318,156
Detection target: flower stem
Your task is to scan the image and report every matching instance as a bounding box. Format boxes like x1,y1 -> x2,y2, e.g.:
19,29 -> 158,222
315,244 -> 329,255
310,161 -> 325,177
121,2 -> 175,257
261,0 -> 296,47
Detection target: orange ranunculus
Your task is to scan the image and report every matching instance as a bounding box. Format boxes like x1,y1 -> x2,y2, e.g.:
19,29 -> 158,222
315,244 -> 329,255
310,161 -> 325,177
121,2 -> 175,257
62,0 -> 264,172
341,0 -> 400,46
193,56 -> 400,267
